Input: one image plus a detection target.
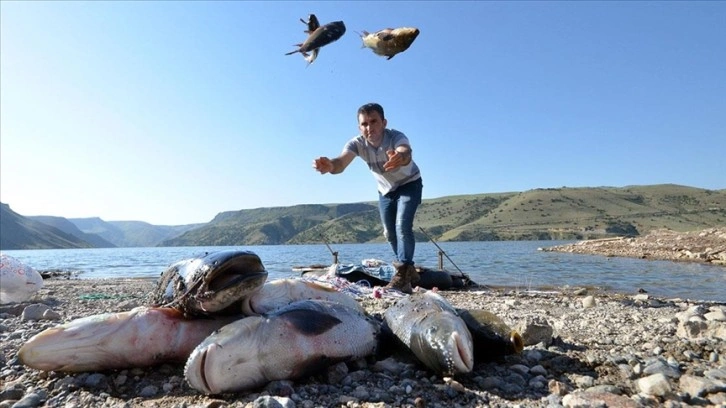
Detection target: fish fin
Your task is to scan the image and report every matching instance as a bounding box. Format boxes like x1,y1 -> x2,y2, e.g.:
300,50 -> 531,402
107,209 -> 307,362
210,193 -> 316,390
359,30 -> 369,37
285,43 -> 304,56
386,55 -> 395,60
305,49 -> 319,65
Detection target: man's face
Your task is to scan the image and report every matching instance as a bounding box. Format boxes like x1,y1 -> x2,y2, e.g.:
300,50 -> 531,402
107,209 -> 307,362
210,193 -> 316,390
358,111 -> 387,147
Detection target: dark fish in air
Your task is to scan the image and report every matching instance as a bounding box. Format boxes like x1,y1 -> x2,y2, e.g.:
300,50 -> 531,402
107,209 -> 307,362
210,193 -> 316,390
149,250 -> 268,317
286,19 -> 346,65
359,27 -> 420,60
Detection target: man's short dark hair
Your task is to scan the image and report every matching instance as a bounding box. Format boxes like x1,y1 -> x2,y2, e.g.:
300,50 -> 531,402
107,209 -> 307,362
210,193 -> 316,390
357,103 -> 385,120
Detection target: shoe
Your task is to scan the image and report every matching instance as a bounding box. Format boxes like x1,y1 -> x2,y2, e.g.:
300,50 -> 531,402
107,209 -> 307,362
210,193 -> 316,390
386,263 -> 417,294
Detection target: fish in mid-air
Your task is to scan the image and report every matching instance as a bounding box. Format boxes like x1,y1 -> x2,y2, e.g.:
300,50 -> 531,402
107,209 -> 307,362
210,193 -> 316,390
286,17 -> 346,65
359,27 -> 420,60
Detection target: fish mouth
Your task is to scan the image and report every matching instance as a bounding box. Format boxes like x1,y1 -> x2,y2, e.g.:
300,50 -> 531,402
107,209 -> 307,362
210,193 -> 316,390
196,251 -> 269,312
207,269 -> 268,293
199,348 -> 213,395
203,251 -> 268,292
452,331 -> 475,374
187,344 -> 216,395
510,331 -> 525,354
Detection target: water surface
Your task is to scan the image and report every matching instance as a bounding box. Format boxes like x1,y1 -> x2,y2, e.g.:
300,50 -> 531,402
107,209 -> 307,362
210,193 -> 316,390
4,241 -> 725,302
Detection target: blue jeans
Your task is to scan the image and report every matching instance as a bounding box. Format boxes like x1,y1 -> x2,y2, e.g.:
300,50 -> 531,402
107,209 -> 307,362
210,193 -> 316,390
378,178 -> 423,266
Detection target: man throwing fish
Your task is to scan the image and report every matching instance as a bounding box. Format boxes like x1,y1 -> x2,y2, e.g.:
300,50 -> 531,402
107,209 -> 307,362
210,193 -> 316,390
313,103 -> 423,294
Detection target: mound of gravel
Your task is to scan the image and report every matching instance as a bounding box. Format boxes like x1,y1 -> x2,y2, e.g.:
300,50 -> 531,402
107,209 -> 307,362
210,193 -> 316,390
542,227 -> 726,266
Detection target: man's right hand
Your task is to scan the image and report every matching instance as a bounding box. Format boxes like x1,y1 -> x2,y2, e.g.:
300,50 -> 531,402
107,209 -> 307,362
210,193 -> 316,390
313,157 -> 333,174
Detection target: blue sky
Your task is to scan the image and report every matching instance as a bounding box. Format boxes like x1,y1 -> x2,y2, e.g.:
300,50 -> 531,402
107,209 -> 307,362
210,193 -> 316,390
1,1 -> 724,226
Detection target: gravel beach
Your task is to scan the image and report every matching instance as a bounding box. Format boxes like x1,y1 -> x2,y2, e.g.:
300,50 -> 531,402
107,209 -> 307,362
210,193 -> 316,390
2,274 -> 725,408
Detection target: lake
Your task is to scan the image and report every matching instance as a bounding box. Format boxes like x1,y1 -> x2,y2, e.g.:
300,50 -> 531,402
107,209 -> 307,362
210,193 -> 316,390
3,241 -> 725,302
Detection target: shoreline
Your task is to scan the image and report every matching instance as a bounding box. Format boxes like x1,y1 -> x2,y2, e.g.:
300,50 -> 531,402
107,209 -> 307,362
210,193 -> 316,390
2,277 -> 725,407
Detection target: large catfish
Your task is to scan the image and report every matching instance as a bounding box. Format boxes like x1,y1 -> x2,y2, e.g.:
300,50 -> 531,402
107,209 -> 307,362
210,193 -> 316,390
18,306 -> 239,372
185,299 -> 380,394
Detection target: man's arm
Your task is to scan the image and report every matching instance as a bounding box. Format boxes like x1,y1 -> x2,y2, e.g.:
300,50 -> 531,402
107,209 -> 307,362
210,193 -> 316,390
313,151 -> 356,175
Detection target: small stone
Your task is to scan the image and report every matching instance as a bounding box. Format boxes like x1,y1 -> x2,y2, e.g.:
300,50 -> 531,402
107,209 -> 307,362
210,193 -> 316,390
582,295 -> 596,308
138,385 -> 158,398
636,373 -> 672,396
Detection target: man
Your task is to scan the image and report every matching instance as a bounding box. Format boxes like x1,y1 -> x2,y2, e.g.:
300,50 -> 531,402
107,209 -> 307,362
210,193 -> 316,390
313,103 -> 423,293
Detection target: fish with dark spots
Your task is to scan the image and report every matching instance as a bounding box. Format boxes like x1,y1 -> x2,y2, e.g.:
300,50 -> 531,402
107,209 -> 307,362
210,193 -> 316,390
359,27 -> 420,60
150,250 -> 268,317
184,299 -> 381,395
286,18 -> 346,65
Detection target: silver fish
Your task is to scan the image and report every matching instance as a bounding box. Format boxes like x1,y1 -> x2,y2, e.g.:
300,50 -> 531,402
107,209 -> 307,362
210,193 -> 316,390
185,299 -> 380,394
359,27 -> 420,60
241,278 -> 363,315
18,306 -> 238,372
383,290 -> 474,375
285,20 -> 346,65
457,308 -> 524,362
150,250 -> 268,316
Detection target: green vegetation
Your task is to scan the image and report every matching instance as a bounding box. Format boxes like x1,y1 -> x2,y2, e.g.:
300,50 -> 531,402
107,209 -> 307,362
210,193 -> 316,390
4,184 -> 724,249
161,184 -> 726,246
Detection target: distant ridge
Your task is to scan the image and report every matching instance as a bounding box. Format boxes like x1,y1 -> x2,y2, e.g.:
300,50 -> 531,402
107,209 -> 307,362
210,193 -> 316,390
2,184 -> 724,250
0,204 -> 94,249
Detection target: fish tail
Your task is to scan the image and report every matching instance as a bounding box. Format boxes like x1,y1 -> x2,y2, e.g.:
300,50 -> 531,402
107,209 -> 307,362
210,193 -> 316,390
284,50 -> 298,56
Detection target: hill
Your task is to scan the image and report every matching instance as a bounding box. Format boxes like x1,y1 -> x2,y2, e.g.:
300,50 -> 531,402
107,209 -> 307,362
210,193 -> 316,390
162,184 -> 726,246
68,218 -> 200,247
3,185 -> 724,249
29,216 -> 116,248
0,204 -> 95,250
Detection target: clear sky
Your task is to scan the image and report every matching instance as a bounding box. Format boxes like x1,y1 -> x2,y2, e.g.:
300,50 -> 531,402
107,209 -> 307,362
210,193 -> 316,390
1,1 -> 724,226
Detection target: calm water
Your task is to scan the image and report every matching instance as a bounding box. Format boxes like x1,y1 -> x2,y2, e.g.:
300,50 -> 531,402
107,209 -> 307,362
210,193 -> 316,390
3,241 -> 725,302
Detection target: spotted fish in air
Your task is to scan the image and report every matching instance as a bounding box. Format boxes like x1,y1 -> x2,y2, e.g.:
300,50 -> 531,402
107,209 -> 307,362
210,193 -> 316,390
285,16 -> 346,65
359,27 -> 420,60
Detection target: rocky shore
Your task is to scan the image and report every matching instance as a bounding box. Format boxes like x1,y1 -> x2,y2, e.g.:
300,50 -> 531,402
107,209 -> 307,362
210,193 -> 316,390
1,275 -> 725,408
541,228 -> 726,266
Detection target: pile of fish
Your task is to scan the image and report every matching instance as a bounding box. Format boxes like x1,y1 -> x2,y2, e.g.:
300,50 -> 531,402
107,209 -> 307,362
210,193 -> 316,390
285,13 -> 421,65
17,249 -> 522,395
